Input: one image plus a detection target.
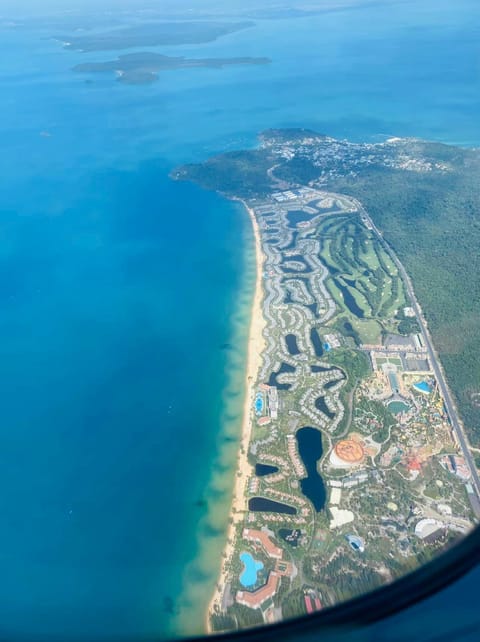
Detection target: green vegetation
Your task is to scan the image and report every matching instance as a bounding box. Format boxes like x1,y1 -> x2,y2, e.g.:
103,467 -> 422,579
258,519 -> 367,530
211,613 -> 237,633
314,214 -> 406,326
327,349 -> 371,388
305,552 -> 385,602
328,161 -> 480,445
352,319 -> 383,344
180,131 -> 479,631
175,150 -> 275,198
177,132 -> 480,445
396,309 -> 420,335
73,53 -> 270,85
281,588 -> 307,619
62,20 -> 255,52
333,316 -> 361,346
354,398 -> 396,442
228,603 -> 264,629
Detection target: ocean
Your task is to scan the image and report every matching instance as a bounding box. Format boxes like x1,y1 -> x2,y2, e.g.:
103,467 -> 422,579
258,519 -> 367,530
0,0 -> 479,638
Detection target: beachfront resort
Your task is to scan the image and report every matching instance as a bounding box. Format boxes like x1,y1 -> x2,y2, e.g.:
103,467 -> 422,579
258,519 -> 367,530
173,130 -> 480,633
207,186 -> 478,632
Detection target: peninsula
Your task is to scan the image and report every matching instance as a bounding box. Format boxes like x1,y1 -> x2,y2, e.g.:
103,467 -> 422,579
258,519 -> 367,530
58,20 -> 255,52
173,130 -> 480,632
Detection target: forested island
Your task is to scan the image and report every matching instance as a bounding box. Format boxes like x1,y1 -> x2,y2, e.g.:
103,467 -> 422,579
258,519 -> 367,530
59,20 -> 254,52
73,52 -> 270,85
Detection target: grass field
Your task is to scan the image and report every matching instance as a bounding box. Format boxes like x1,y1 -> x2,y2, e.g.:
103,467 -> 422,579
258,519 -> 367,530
350,319 -> 383,344
316,215 -> 407,335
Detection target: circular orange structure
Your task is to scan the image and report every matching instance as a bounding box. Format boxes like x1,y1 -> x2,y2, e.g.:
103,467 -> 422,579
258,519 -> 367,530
334,439 -> 365,463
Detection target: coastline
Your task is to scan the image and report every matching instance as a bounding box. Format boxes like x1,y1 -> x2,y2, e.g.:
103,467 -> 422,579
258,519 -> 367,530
206,201 -> 266,632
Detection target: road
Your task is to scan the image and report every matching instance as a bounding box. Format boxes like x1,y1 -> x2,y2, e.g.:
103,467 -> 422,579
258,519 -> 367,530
342,194 -> 480,506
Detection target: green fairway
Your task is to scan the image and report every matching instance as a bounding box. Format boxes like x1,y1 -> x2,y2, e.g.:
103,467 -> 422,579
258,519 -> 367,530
351,319 -> 383,344
318,214 -> 406,328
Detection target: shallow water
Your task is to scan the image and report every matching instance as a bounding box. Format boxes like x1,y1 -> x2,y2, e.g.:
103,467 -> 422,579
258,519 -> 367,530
0,0 -> 479,638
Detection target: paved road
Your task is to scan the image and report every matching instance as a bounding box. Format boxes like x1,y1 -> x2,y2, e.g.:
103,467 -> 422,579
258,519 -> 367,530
341,194 -> 480,506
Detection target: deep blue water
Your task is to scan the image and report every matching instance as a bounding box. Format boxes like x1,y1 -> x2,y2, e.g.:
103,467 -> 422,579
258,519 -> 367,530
310,328 -> 324,358
334,279 -> 365,318
255,463 -> 279,476
0,0 -> 479,638
285,333 -> 301,356
248,497 -> 297,515
296,427 -> 327,512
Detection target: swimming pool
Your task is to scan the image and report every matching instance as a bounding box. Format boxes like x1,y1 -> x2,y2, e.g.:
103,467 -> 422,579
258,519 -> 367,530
239,552 -> 264,587
255,393 -> 264,414
413,380 -> 431,394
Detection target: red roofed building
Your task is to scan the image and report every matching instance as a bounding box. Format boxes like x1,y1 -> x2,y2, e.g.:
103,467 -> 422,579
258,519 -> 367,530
236,573 -> 280,609
304,595 -> 313,614
242,528 -> 283,560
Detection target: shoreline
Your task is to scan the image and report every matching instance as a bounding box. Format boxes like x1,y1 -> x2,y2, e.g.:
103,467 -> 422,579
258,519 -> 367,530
205,200 -> 266,632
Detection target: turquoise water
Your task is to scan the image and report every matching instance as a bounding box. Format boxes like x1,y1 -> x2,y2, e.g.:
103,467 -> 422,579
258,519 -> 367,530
0,0 -> 479,638
255,393 -> 264,414
239,552 -> 264,588
414,381 -> 432,393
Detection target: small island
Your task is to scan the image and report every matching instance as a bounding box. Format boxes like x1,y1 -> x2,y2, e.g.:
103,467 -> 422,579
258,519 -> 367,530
73,52 -> 270,85
174,130 -> 480,632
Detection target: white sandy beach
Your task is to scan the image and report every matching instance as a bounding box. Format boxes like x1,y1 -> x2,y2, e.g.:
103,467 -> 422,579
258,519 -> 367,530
206,203 -> 266,631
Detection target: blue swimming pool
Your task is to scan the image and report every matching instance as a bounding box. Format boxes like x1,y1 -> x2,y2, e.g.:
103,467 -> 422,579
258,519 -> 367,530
239,552 -> 264,587
255,393 -> 264,414
414,380 -> 431,394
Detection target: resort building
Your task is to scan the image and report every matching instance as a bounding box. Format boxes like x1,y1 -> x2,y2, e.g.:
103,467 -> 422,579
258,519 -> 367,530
235,530 -> 294,611
236,572 -> 280,609
242,528 -> 283,560
342,470 -> 369,488
268,387 -> 278,419
444,455 -> 471,482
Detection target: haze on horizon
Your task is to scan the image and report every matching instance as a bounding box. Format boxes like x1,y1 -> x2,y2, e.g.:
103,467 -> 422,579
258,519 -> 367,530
1,0 -> 415,19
